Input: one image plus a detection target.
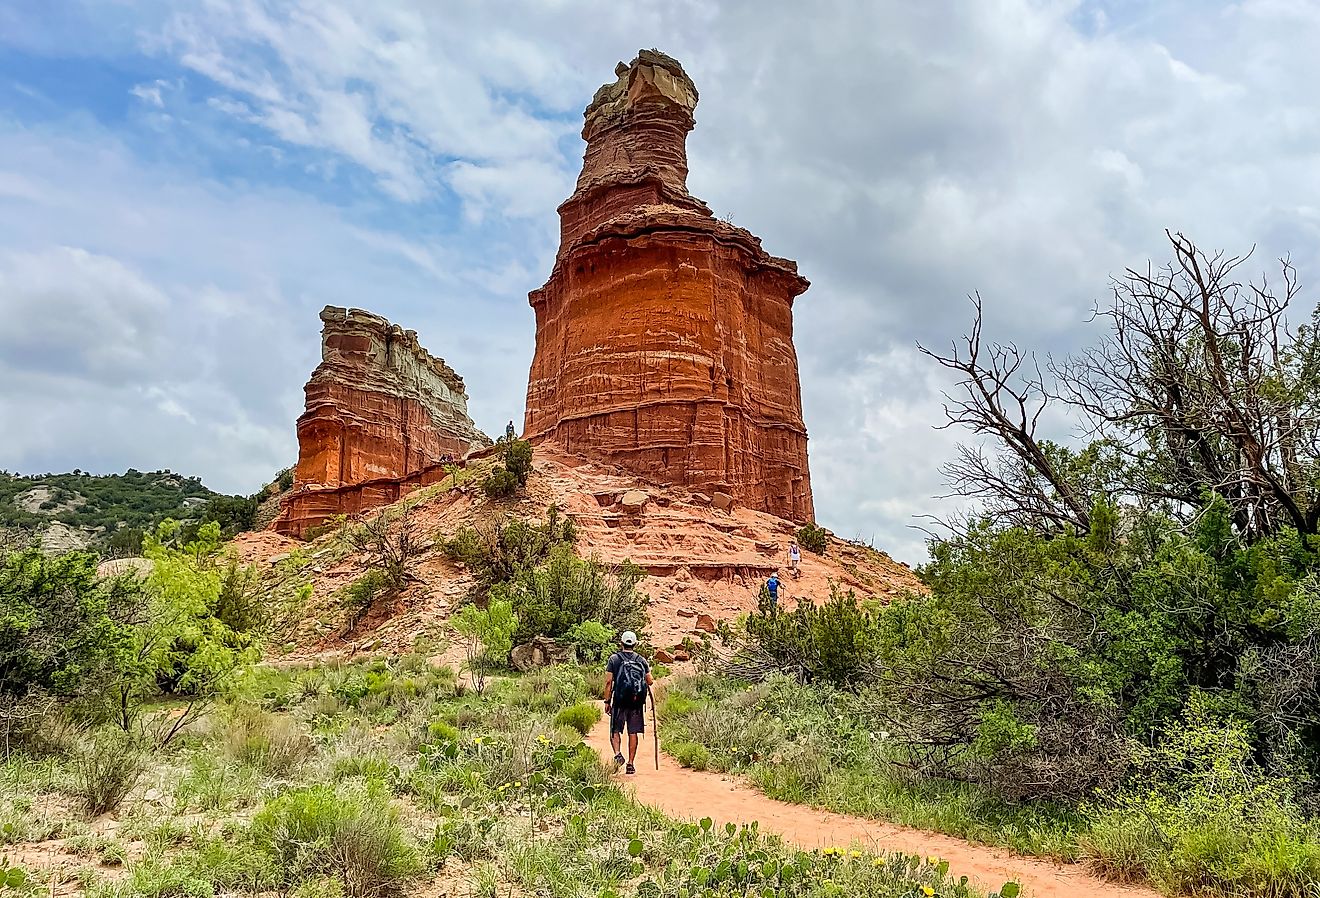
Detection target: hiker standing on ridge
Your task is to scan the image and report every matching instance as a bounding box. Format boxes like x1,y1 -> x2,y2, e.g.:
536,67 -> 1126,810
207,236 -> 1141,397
604,630 -> 653,775
505,420 -> 516,441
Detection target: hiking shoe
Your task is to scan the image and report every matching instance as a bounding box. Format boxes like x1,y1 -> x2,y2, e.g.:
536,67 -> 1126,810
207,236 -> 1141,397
613,753 -> 625,769
625,763 -> 636,775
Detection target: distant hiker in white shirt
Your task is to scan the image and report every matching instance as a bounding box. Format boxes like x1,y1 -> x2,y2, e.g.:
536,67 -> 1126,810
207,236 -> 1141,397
788,540 -> 801,578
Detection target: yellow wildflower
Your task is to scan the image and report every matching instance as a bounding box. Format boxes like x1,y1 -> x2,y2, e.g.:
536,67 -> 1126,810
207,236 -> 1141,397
921,887 -> 935,897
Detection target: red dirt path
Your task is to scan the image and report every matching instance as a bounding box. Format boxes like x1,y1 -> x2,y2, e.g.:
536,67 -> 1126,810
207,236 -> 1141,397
588,718 -> 1159,898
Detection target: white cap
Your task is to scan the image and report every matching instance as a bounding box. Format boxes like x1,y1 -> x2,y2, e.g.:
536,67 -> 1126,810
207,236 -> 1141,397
620,630 -> 638,646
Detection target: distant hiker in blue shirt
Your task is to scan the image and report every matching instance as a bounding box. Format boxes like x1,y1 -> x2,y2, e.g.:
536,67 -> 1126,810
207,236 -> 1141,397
505,421 -> 516,441
766,573 -> 780,605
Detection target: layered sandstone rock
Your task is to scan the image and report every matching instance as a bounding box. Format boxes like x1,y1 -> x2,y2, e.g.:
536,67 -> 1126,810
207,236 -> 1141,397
274,306 -> 490,537
524,50 -> 814,521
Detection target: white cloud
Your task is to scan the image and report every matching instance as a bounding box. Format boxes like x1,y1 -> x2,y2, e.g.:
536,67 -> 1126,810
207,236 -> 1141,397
4,0 -> 1320,563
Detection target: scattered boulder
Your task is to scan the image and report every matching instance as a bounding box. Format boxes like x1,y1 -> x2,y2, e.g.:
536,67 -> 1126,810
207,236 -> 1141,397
509,636 -> 576,672
97,557 -> 155,580
691,493 -> 711,505
711,492 -> 736,511
39,522 -> 93,553
671,647 -> 692,662
676,608 -> 697,618
618,489 -> 649,513
654,649 -> 675,663
695,613 -> 717,633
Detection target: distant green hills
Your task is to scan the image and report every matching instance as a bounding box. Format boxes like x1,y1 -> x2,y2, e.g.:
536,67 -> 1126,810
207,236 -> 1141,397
0,468 -> 266,555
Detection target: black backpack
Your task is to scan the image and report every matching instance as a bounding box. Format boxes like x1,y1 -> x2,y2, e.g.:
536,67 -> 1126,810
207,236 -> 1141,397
614,653 -> 648,705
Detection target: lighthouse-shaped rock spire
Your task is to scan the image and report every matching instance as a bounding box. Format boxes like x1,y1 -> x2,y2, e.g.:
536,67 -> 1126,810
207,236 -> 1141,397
524,50 -> 814,522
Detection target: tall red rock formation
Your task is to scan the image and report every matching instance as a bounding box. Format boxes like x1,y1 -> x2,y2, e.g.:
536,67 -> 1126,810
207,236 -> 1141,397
525,50 -> 814,521
274,306 -> 490,537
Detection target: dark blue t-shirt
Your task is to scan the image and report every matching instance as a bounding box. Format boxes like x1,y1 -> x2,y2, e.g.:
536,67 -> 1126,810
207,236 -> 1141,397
767,576 -> 780,599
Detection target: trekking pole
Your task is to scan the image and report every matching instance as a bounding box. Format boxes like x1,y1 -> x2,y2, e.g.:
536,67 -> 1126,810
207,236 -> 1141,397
650,691 -> 659,770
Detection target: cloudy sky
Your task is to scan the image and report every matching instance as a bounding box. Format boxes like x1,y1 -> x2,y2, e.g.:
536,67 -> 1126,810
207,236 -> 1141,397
2,0 -> 1319,562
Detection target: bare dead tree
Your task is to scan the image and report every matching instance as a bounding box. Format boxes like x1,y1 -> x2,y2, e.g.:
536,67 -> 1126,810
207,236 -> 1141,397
927,232 -> 1320,542
1061,230 -> 1320,540
918,293 -> 1094,534
347,509 -> 424,593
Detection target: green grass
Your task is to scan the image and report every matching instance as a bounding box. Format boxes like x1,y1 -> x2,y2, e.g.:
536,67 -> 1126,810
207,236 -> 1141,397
659,673 -> 1320,897
2,658 -> 999,898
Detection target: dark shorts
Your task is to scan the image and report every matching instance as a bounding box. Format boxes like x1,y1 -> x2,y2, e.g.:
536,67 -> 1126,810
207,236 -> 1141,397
610,702 -> 645,735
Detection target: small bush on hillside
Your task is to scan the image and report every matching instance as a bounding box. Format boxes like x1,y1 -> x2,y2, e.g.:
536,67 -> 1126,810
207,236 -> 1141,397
797,522 -> 828,554
250,785 -> 419,897
340,570 -> 387,630
481,439 -> 533,499
345,512 -> 422,595
553,701 -> 601,736
740,584 -> 881,688
441,506 -> 576,600
72,730 -> 145,816
671,740 -> 711,771
482,467 -> 520,498
495,544 -> 648,644
502,439 -> 533,485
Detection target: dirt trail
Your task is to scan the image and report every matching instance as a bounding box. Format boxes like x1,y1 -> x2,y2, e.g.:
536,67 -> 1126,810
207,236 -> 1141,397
588,719 -> 1158,898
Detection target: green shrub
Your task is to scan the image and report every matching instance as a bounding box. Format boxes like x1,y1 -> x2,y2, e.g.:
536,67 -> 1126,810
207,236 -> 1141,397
565,620 -> 613,663
553,702 -> 601,736
0,550 -> 135,739
1079,700 -> 1320,895
796,522 -> 828,554
71,730 -> 145,817
440,506 -> 576,602
494,543 -> 648,643
670,741 -> 711,771
741,584 -> 880,688
479,438 -> 534,500
426,720 -> 460,743
250,785 -> 419,897
482,466 -> 520,499
339,570 -> 387,631
453,599 -> 518,694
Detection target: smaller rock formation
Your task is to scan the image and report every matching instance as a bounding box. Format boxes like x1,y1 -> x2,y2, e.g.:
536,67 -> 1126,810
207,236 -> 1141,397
274,306 -> 490,537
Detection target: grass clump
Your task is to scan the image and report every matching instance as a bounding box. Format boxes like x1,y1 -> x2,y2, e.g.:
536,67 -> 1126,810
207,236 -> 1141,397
552,701 -> 601,736
670,741 -> 711,771
71,730 -> 145,817
250,784 -> 419,898
224,704 -> 312,777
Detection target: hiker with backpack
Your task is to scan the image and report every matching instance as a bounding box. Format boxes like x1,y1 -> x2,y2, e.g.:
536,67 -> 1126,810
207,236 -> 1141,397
604,630 -> 653,775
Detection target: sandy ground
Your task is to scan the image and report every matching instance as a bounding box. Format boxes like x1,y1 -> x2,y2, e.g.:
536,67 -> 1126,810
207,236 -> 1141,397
588,717 -> 1159,898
